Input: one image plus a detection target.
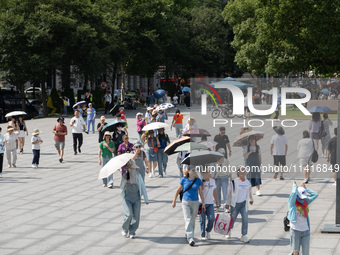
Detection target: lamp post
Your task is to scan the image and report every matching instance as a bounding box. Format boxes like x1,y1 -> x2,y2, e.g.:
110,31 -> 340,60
321,99 -> 340,233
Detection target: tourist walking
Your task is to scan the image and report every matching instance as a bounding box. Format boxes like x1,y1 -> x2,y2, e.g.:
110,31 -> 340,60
113,125 -> 126,152
104,91 -> 112,114
225,167 -> 254,242
0,127 -> 4,177
308,112 -> 321,151
136,113 -> 146,144
156,128 -> 170,177
297,131 -> 314,184
270,126 -> 288,180
171,109 -> 183,138
117,135 -> 134,175
132,142 -> 148,181
177,151 -> 189,179
199,170 -> 218,241
214,126 -> 232,159
86,103 -> 96,134
99,131 -> 115,188
17,116 -> 28,154
156,110 -> 168,123
70,110 -> 86,155
288,181 -> 318,255
320,113 -> 333,158
3,126 -> 18,168
31,129 -> 43,168
243,135 -> 262,196
62,95 -> 70,116
143,130 -> 160,178
145,107 -> 153,124
173,93 -> 178,108
121,160 -> 149,239
327,127 -> 338,186
172,165 -> 205,246
97,116 -> 107,143
52,117 -> 67,163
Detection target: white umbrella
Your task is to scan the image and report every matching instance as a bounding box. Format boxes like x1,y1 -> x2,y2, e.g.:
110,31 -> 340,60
142,122 -> 168,131
98,153 -> 135,180
5,111 -> 27,118
261,90 -> 269,94
200,140 -> 217,148
156,103 -> 174,111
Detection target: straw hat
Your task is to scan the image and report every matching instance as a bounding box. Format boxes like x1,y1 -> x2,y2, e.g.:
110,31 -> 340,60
103,131 -> 112,139
7,126 -> 14,131
136,112 -> 143,118
147,107 -> 153,111
32,129 -> 40,135
125,160 -> 139,170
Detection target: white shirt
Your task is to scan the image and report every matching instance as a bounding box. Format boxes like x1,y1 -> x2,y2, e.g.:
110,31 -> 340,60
290,209 -> 309,231
145,112 -> 152,124
70,117 -> 85,133
4,133 -> 17,150
166,96 -> 171,103
244,97 -> 248,107
297,138 -> 314,158
173,96 -> 178,104
236,179 -> 249,203
199,178 -> 216,205
270,134 -> 288,156
31,136 -> 42,150
243,145 -> 261,155
105,94 -> 112,104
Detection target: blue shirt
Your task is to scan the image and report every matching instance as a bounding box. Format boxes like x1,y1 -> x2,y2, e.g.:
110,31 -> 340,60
0,134 -> 4,153
180,177 -> 203,201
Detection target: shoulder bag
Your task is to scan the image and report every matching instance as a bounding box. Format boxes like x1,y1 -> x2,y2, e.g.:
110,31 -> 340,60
150,139 -> 159,153
310,139 -> 318,163
179,178 -> 197,201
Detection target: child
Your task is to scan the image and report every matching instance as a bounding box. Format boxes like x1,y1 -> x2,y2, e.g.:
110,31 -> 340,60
225,166 -> 253,243
31,129 -> 43,168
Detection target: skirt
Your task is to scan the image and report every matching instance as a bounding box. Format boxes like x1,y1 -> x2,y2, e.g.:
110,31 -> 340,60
146,148 -> 158,162
311,132 -> 320,140
19,130 -> 26,138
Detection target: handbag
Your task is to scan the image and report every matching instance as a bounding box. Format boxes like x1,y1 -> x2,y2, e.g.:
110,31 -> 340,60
150,139 -> 159,153
214,212 -> 233,235
310,139 -> 318,163
283,211 -> 290,232
318,121 -> 327,138
179,178 -> 197,201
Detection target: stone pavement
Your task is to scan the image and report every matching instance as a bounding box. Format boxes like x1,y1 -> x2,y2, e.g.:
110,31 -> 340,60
0,105 -> 339,255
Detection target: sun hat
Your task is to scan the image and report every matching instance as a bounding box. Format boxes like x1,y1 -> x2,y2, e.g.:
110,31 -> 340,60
273,126 -> 285,135
297,187 -> 308,199
7,126 -> 14,131
119,107 -> 124,110
57,117 -> 64,123
147,107 -> 153,111
88,103 -> 92,106
125,160 -> 139,170
32,129 -> 40,135
103,131 -> 112,139
134,141 -> 143,148
136,112 -> 143,117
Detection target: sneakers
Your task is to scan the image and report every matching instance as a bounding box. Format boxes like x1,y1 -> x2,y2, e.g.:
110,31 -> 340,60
122,231 -> 128,237
78,148 -> 81,153
8,165 -> 11,168
240,235 -> 249,243
19,149 -> 23,154
256,190 -> 261,196
102,184 -> 107,187
59,158 -> 63,163
280,176 -> 284,180
31,164 -> 37,169
129,235 -> 135,239
303,179 -> 308,184
12,164 -> 16,168
74,152 -> 77,155
225,231 -> 231,239
189,238 -> 195,246
201,237 -> 207,241
206,232 -> 211,240
108,184 -> 113,189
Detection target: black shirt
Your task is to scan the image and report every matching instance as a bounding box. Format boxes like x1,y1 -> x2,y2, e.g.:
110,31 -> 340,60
328,136 -> 337,165
214,134 -> 230,159
97,122 -> 107,143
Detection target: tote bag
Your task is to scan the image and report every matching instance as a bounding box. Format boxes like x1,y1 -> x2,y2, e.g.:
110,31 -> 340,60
214,213 -> 233,235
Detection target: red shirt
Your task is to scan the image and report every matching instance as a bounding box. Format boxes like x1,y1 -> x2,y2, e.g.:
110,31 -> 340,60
120,112 -> 126,120
53,124 -> 67,142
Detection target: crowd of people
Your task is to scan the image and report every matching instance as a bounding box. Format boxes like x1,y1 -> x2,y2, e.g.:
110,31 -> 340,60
1,96 -> 337,254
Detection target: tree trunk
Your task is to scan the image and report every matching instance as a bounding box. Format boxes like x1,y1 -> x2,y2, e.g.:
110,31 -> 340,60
120,64 -> 126,102
61,65 -> 71,89
40,81 -> 48,116
111,64 -> 117,104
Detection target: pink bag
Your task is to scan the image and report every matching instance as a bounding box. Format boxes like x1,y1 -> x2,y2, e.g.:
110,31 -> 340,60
214,213 -> 233,235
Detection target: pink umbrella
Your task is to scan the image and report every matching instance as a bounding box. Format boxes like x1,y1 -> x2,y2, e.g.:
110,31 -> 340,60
182,128 -> 211,137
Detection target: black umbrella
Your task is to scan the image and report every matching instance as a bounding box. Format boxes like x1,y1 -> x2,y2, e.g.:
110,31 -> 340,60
109,104 -> 120,117
102,120 -> 126,132
164,136 -> 191,155
181,151 -> 224,165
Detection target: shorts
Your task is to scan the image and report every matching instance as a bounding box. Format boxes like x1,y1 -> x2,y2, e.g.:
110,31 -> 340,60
311,132 -> 320,140
19,130 -> 26,138
244,106 -> 249,112
55,141 -> 65,150
273,155 -> 286,166
299,157 -> 311,166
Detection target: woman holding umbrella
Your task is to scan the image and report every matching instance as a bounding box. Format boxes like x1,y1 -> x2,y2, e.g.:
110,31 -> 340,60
17,115 -> 28,154
132,142 -> 148,181
243,135 -> 262,196
156,128 -> 170,177
136,113 -> 146,144
143,130 -> 160,178
121,160 -> 149,239
98,131 -> 115,188
308,112 -> 321,151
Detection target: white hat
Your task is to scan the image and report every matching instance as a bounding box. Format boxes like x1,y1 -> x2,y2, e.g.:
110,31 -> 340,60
32,129 -> 40,135
136,112 -> 143,117
119,107 -> 124,110
297,187 -> 308,199
103,131 -> 112,139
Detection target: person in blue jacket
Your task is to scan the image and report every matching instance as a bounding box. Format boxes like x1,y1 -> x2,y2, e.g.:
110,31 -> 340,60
86,103 -> 96,134
288,181 -> 318,255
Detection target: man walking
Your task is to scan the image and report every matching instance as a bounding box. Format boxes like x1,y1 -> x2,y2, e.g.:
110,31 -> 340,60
52,117 -> 67,163
97,116 -> 107,143
70,110 -> 86,155
86,103 -> 96,134
214,127 -> 232,160
104,91 -> 112,114
270,126 -> 288,180
327,127 -> 338,186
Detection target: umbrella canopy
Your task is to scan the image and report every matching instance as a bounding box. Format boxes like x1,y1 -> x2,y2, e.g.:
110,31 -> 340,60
164,136 -> 191,155
210,78 -> 254,90
102,120 -> 127,132
233,130 -> 265,147
200,140 -> 217,148
182,87 -> 191,92
323,82 -> 340,88
109,104 -> 120,116
261,90 -> 269,94
98,153 -> 135,180
307,106 -> 332,113
321,88 -> 329,95
175,142 -> 208,152
181,150 -> 224,165
142,122 -> 168,131
5,111 -> 27,118
156,103 -> 175,111
73,101 -> 86,109
154,89 -> 166,99
182,128 -> 211,137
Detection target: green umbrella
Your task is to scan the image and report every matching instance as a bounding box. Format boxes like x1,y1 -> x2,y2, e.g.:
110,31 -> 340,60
175,142 -> 208,152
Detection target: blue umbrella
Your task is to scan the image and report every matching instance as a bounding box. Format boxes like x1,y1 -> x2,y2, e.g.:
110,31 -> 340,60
321,88 -> 329,95
308,106 -> 332,113
182,87 -> 191,92
154,89 -> 166,99
103,120 -> 126,132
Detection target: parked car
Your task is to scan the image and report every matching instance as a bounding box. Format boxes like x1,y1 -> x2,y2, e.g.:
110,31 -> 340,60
28,99 -> 43,112
24,87 -> 42,96
0,89 -> 39,123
